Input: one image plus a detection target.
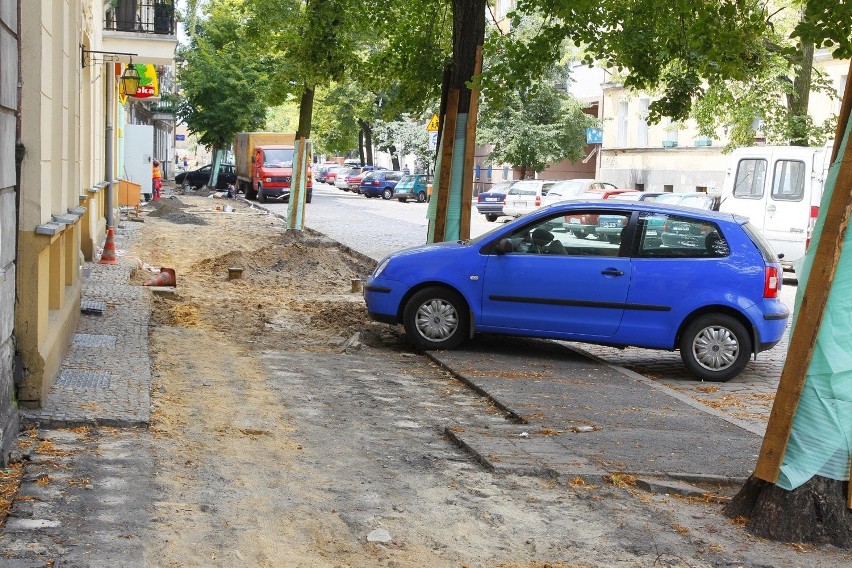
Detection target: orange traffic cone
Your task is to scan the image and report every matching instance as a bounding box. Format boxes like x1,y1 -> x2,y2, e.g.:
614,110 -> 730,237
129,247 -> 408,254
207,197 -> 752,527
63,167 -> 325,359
99,227 -> 118,265
143,267 -> 177,287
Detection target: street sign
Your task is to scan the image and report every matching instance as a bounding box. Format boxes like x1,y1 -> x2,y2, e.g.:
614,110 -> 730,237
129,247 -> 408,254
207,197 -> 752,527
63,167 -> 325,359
585,127 -> 603,144
428,131 -> 438,151
426,114 -> 440,132
175,134 -> 185,141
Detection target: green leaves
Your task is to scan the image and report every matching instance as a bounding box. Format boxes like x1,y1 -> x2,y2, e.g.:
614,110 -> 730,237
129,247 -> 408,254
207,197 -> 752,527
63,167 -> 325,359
177,0 -> 270,149
794,0 -> 852,58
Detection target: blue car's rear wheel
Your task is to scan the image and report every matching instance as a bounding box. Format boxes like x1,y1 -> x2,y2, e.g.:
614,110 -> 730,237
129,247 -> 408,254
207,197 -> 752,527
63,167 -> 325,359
403,287 -> 469,351
679,314 -> 751,382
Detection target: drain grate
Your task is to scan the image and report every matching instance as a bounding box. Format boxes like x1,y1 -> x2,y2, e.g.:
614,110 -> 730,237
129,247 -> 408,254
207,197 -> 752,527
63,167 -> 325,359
73,333 -> 116,348
81,300 -> 106,315
55,370 -> 112,389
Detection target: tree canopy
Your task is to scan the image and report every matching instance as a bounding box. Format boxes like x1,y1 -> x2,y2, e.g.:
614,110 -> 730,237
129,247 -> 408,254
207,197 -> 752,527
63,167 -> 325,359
176,0 -> 268,150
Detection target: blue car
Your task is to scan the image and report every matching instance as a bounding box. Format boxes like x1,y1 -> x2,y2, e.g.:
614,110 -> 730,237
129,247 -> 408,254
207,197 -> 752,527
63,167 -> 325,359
361,171 -> 403,199
363,201 -> 789,382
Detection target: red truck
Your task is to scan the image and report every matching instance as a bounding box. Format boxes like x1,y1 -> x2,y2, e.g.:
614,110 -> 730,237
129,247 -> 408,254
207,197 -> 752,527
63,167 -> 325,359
234,132 -> 313,203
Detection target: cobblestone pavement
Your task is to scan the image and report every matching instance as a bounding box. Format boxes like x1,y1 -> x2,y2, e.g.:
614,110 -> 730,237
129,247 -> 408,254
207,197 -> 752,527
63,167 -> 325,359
21,216 -> 152,428
289,184 -> 798,437
562,279 -> 797,436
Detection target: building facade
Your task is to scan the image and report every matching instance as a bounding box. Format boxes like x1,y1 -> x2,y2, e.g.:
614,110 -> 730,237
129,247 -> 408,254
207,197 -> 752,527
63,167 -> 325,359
0,0 -> 21,463
598,52 -> 849,194
14,0 -> 176,408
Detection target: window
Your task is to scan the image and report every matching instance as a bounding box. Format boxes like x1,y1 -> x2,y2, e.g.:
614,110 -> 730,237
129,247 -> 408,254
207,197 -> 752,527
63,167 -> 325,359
771,160 -> 805,201
503,212 -> 629,256
637,213 -> 727,258
733,159 -> 767,198
638,98 -> 649,147
663,185 -> 674,193
635,184 -> 644,192
618,101 -> 629,146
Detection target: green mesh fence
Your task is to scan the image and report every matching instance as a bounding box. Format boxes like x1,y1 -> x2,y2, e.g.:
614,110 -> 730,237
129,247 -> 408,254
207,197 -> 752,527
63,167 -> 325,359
777,118 -> 852,490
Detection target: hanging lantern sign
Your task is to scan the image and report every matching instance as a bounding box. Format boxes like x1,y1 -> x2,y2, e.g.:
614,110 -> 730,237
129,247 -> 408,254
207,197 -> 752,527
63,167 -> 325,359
118,63 -> 160,104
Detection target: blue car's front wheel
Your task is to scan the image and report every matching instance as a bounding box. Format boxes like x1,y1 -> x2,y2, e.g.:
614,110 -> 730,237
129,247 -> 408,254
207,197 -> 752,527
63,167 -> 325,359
403,287 -> 469,351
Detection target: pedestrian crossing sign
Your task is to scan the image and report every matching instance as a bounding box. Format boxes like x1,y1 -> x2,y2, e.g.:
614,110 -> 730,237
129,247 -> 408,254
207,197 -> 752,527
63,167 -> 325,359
426,114 -> 440,132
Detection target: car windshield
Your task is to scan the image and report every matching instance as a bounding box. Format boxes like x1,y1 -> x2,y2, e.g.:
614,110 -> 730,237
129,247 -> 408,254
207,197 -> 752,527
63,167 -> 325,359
262,149 -> 294,167
652,193 -> 686,205
362,173 -> 377,182
611,192 -> 642,201
550,180 -> 589,196
510,180 -> 540,196
397,175 -> 416,186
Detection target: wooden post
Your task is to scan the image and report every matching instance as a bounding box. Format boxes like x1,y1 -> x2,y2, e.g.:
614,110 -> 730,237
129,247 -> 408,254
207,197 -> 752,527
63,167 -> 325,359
287,137 -> 306,230
459,46 -> 483,241
433,89 -> 459,243
754,62 -> 852,489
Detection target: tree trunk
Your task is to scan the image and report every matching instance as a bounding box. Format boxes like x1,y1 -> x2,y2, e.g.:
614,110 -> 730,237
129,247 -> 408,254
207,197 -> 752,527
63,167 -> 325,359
787,40 -> 814,146
450,0 -> 485,113
296,86 -> 314,141
358,129 -> 365,165
388,145 -> 400,170
725,475 -> 852,548
363,122 -> 374,166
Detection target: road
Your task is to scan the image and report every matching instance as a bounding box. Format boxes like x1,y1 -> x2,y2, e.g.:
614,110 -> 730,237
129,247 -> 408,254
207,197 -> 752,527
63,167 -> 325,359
260,182 -> 796,435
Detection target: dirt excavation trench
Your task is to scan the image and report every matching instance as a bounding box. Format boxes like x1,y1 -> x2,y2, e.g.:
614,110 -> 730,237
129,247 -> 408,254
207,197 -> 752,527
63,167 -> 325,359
123,196 -> 833,567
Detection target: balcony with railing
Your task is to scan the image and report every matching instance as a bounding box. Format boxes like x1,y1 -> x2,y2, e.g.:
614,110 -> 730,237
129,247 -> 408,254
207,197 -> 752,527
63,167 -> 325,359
105,0 -> 176,35
102,0 -> 178,66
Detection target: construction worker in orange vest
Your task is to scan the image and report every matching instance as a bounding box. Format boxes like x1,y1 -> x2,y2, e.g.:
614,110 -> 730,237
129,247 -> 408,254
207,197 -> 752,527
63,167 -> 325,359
152,159 -> 162,201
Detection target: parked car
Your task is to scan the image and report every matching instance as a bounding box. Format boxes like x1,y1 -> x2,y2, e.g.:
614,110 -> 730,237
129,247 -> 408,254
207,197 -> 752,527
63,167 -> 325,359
562,188 -> 637,237
175,163 -> 237,190
395,174 -> 431,203
361,171 -> 403,199
476,181 -> 519,221
315,163 -> 339,183
340,166 -> 377,193
502,179 -> 623,218
363,201 -> 789,382
336,167 -> 359,190
502,180 -> 559,217
325,166 -> 347,186
652,192 -> 721,211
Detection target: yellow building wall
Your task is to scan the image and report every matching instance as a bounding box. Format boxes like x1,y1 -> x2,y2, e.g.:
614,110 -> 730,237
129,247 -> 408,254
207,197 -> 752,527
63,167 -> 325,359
15,0 -> 109,406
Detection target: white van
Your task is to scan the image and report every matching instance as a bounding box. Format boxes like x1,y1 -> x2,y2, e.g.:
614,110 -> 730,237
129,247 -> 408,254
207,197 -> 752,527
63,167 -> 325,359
718,145 -> 832,270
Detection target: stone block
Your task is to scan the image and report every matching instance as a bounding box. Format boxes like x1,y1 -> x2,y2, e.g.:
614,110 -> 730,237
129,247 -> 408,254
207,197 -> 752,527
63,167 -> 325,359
0,188 -> 15,266
0,112 -> 13,189
0,261 -> 12,340
0,0 -> 16,29
0,28 -> 16,109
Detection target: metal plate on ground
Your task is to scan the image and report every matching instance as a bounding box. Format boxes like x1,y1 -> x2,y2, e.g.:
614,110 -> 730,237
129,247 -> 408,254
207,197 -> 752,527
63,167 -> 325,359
55,370 -> 112,389
72,333 -> 116,348
81,300 -> 106,315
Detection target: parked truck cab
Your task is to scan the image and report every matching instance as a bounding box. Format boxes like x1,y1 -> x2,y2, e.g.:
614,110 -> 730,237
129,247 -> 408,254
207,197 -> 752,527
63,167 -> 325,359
234,132 -> 313,204
248,145 -> 312,203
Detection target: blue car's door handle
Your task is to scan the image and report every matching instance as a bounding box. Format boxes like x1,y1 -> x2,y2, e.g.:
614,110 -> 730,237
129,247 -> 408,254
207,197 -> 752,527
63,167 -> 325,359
601,268 -> 624,276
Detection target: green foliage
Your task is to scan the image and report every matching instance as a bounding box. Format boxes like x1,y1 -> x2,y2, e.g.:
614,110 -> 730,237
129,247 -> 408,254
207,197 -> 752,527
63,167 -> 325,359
480,15 -> 596,176
499,0 -> 771,123
479,78 -> 597,178
176,0 -> 269,150
794,0 -> 852,58
372,117 -> 433,172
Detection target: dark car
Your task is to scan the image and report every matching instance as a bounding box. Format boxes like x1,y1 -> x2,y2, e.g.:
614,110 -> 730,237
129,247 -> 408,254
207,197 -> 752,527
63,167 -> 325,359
363,200 -> 789,382
475,181 -> 519,221
361,171 -> 403,199
175,163 -> 237,190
